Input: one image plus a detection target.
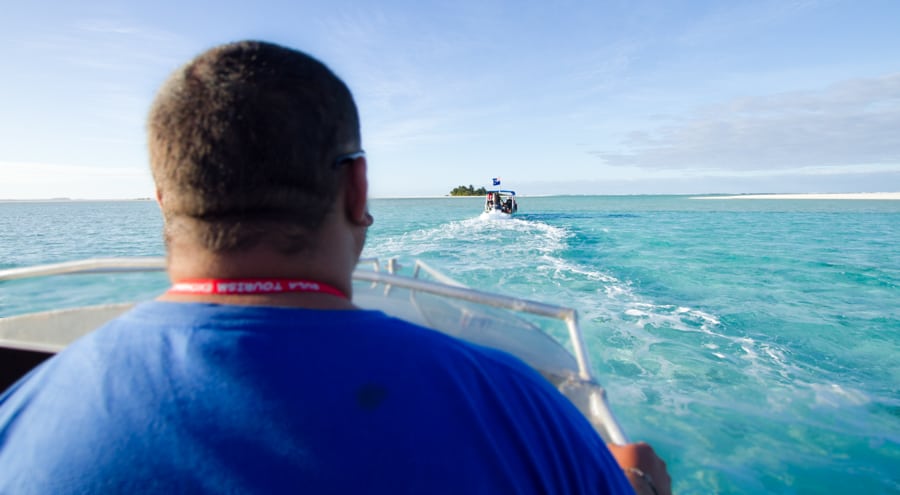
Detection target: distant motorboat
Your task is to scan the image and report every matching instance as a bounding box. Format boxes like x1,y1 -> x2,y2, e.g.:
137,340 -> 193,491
484,189 -> 518,215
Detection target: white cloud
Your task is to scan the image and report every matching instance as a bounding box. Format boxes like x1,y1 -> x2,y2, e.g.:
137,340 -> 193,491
594,73 -> 900,171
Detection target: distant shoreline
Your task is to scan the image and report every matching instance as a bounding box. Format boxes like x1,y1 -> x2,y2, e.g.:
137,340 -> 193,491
0,198 -> 154,203
691,192 -> 900,200
3,192 -> 900,202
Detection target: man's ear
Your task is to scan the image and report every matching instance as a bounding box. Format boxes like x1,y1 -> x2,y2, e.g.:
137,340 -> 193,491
344,156 -> 371,226
155,188 -> 163,206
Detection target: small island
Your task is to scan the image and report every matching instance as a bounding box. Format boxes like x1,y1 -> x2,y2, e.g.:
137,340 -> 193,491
449,185 -> 488,196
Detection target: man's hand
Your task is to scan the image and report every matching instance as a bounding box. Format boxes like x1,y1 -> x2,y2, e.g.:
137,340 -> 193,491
606,442 -> 671,495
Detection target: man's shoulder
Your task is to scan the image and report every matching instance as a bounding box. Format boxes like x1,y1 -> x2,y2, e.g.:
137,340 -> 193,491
0,302 -> 631,494
14,301 -> 565,422
91,302 -> 542,380
351,310 -> 551,382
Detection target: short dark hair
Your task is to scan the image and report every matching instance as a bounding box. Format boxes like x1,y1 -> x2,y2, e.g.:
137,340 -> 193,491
148,40 -> 360,252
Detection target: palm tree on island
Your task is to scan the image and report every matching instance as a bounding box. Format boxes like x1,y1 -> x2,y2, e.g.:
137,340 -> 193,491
449,185 -> 488,196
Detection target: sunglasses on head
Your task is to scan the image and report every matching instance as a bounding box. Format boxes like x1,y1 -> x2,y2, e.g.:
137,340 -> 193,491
332,150 -> 366,169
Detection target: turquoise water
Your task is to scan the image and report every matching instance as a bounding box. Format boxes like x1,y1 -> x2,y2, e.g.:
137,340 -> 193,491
2,197 -> 899,494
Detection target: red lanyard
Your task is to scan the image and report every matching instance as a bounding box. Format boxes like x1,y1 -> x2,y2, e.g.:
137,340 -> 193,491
167,278 -> 348,299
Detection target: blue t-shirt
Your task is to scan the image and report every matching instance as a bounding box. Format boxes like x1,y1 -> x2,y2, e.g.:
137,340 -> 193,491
0,302 -> 632,494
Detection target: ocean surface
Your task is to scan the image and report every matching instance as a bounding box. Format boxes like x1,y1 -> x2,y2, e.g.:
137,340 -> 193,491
1,196 -> 898,494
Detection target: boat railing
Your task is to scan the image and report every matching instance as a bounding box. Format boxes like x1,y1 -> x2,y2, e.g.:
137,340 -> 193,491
0,257 -> 167,281
0,257 -> 628,444
357,257 -> 593,381
352,258 -> 627,444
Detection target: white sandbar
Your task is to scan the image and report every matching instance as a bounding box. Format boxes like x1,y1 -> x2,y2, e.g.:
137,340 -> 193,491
692,192 -> 900,200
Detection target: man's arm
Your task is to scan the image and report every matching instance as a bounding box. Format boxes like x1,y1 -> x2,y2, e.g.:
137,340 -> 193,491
606,442 -> 672,495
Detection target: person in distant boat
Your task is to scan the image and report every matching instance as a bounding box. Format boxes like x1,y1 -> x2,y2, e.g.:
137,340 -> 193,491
0,40 -> 670,495
504,197 -> 513,213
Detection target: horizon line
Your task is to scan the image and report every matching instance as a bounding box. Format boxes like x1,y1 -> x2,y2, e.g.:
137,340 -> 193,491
3,192 -> 900,202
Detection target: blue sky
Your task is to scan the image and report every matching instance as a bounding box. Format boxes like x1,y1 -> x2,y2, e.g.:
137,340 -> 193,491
2,0 -> 899,198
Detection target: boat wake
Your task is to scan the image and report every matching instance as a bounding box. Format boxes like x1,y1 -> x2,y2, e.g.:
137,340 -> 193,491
478,210 -> 513,221
364,213 -> 800,415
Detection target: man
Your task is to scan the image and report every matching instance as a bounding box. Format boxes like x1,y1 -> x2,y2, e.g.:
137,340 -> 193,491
0,41 -> 670,494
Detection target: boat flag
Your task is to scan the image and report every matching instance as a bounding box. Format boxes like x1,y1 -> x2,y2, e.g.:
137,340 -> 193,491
492,177 -> 501,186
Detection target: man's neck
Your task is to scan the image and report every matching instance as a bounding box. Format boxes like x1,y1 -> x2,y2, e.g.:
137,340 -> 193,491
159,244 -> 358,310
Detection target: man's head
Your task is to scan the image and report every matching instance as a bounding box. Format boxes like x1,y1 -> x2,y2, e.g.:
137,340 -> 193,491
148,41 -> 362,253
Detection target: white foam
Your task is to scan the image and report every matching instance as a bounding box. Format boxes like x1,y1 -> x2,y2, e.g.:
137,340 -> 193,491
809,383 -> 871,407
369,212 -> 805,413
479,210 -> 513,220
